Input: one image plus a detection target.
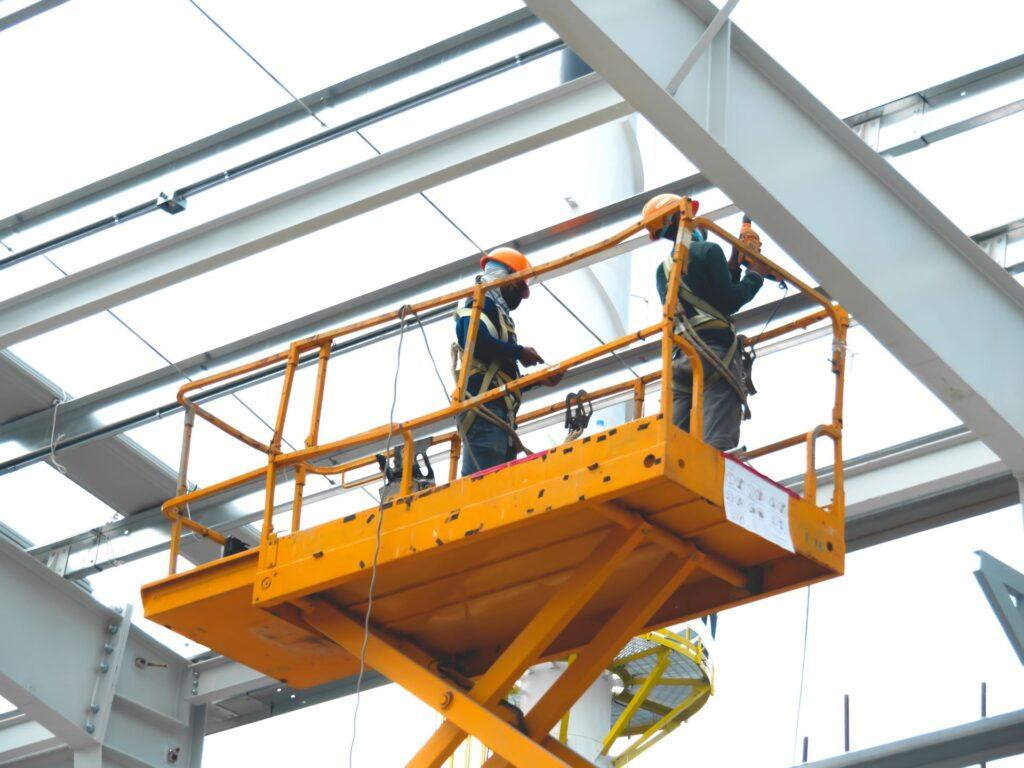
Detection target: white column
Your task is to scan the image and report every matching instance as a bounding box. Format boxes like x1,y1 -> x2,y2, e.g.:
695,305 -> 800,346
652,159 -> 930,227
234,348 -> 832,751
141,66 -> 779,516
548,51 -> 643,432
518,661 -> 615,766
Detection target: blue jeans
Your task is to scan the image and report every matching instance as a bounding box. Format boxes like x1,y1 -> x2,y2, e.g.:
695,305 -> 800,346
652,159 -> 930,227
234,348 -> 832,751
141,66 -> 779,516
460,400 -> 516,475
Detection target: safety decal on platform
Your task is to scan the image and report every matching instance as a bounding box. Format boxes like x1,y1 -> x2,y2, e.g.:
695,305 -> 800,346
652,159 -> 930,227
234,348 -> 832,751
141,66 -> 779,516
723,458 -> 794,553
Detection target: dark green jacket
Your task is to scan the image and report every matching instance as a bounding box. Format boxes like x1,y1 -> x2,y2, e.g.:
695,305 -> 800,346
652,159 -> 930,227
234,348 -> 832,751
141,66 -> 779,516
655,240 -> 763,346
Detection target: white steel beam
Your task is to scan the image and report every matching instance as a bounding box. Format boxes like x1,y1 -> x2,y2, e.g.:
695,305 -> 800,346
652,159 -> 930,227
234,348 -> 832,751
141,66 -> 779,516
0,716 -> 61,765
0,0 -> 69,33
0,540 -> 208,767
0,75 -> 627,350
526,0 -> 1024,474
0,536 -> 130,749
0,9 -> 539,239
799,707 -> 1024,768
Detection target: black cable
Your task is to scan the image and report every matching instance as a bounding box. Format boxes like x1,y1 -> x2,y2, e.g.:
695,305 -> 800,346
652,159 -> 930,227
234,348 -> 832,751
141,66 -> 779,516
754,282 -> 790,346
350,308 -> 408,767
0,302 -> 456,477
540,282 -> 641,380
35,254 -> 303,477
791,586 -> 812,763
186,0 -> 328,129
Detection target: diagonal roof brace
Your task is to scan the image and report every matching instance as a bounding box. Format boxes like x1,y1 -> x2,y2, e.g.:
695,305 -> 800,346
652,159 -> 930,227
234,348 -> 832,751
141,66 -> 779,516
526,0 -> 1024,473
975,549 -> 1024,665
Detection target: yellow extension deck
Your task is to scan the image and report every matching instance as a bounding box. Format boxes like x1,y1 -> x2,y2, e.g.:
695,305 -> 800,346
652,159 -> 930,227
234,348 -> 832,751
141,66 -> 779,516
142,415 -> 843,690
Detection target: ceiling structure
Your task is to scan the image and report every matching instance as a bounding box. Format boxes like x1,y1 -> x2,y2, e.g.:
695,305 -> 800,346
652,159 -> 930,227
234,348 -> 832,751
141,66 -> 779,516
1,2 -> 1022,767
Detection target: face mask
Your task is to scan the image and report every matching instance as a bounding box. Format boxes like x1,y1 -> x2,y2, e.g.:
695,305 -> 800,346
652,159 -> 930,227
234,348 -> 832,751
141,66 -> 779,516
502,283 -> 524,311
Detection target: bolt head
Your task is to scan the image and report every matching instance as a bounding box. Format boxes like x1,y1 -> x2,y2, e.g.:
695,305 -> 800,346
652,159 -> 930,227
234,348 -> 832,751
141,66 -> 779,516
261,577 -> 272,589
89,704 -> 100,714
104,643 -> 114,654
99,662 -> 109,674
107,623 -> 119,635
84,722 -> 96,734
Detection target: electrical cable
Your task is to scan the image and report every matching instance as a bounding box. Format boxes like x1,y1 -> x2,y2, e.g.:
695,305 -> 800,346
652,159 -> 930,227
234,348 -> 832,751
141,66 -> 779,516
37,254 -> 314,487
791,586 -> 812,763
349,307 -> 409,768
31,0 -> 339,492
408,307 -> 484,477
540,282 -> 641,380
753,282 -> 789,347
410,309 -> 453,403
186,0 -> 328,129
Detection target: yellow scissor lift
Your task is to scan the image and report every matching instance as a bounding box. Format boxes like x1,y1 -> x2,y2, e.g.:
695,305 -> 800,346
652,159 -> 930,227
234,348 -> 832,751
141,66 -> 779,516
142,199 -> 849,768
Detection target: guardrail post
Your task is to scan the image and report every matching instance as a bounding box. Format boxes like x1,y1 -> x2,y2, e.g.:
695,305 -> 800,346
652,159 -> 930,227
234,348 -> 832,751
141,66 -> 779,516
168,407 -> 197,575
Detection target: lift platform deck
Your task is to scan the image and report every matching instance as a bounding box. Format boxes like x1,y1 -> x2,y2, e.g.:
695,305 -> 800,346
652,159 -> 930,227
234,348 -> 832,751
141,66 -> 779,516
142,200 -> 849,767
143,415 -> 841,689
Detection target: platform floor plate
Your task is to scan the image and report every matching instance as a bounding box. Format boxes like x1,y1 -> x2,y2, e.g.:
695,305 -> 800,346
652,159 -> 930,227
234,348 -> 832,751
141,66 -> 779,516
142,416 -> 843,689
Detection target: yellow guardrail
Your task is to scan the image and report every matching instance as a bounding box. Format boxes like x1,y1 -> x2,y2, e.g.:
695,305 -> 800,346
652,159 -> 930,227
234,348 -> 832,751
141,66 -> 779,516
160,198 -> 848,575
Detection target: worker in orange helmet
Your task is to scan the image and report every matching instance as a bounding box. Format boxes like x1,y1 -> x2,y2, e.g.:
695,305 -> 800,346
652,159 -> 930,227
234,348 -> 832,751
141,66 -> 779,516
643,194 -> 770,451
452,247 -> 561,475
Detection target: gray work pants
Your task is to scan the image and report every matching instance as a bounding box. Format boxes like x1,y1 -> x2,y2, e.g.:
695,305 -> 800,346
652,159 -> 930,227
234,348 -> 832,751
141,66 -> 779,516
671,338 -> 744,451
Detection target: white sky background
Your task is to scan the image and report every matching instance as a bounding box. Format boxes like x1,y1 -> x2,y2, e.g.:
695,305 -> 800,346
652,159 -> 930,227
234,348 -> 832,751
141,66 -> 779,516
2,0 -> 1024,765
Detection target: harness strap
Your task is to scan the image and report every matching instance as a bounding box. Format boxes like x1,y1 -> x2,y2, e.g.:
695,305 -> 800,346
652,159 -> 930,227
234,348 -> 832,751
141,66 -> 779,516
451,300 -> 524,444
661,258 -> 751,418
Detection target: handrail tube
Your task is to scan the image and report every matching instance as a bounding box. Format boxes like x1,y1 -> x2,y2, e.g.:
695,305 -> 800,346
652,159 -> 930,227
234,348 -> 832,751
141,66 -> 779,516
174,219 -> 653,451
176,218 -> 649,411
160,201 -> 847,573
270,325 -> 664,472
743,308 -> 830,346
159,323 -> 663,520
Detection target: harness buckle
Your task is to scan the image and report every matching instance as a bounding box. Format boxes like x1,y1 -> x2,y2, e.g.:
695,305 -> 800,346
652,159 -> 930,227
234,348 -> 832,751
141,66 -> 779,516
376,438 -> 436,501
564,390 -> 593,434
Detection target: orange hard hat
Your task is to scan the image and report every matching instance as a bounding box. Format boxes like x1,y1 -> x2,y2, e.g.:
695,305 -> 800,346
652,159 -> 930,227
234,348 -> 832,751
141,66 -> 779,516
641,194 -> 699,240
481,247 -> 532,298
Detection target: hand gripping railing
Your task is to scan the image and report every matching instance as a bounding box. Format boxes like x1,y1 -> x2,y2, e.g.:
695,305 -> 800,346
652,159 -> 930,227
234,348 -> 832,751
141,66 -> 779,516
160,199 -> 848,575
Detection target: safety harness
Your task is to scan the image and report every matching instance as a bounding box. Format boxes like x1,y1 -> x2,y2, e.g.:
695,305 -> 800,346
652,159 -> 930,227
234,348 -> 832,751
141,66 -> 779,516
660,258 -> 755,418
450,296 -> 533,456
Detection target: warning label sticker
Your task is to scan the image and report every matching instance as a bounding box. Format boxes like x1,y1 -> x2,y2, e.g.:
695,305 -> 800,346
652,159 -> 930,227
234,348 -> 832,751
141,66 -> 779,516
723,458 -> 794,553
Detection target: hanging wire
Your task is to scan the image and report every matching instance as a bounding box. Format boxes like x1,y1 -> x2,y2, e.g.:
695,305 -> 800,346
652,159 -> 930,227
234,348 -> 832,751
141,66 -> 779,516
410,309 -> 452,402
39,254 -> 312,483
540,282 -> 641,379
754,282 -> 789,347
185,0 -> 328,129
349,307 -> 409,768
356,127 -> 640,392
407,308 -> 483,474
791,586 -> 812,763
